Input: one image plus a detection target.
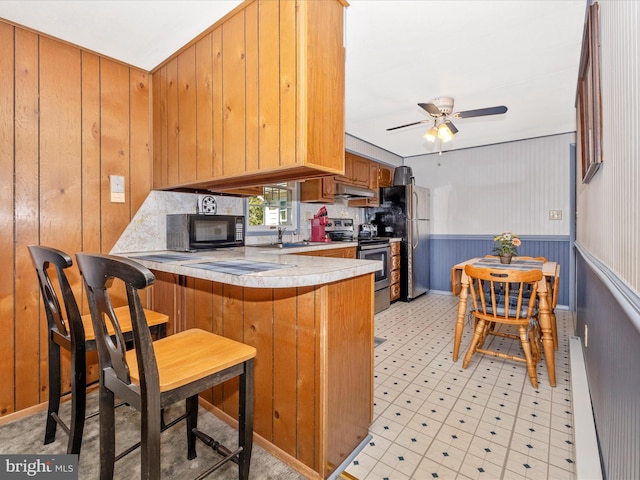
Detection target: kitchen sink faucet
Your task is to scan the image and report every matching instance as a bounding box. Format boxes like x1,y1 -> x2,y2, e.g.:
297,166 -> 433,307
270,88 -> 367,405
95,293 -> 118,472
277,227 -> 286,244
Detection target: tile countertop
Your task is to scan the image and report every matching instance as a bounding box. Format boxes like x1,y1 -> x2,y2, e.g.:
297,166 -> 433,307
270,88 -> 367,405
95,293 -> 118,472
120,246 -> 380,289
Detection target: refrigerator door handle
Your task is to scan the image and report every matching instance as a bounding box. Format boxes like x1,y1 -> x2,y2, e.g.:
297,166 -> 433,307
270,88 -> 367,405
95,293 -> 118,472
412,189 -> 420,249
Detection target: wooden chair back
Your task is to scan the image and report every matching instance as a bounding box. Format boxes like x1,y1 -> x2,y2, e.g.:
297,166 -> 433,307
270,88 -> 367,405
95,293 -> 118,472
463,264 -> 544,387
28,245 -> 85,348
76,252 -> 255,479
465,264 -> 542,324
76,253 -> 160,402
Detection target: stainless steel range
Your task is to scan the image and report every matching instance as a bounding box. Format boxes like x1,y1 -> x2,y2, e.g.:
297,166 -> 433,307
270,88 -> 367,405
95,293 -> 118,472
324,218 -> 391,314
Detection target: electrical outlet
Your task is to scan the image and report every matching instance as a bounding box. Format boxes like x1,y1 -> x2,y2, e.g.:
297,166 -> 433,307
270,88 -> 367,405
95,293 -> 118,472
549,209 -> 562,220
110,175 -> 125,203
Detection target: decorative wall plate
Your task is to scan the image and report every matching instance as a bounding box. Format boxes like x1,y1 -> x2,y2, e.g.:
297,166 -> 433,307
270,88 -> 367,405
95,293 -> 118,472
198,195 -> 217,215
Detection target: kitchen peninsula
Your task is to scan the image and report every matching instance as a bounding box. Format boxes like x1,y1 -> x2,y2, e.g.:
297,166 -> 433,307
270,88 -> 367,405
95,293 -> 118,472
123,247 -> 379,480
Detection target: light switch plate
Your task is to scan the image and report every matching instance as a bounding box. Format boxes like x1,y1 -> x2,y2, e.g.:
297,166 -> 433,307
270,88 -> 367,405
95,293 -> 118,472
110,175 -> 125,203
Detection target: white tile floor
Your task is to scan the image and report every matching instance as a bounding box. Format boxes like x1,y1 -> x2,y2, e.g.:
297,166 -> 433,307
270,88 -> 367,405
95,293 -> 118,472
344,293 -> 576,480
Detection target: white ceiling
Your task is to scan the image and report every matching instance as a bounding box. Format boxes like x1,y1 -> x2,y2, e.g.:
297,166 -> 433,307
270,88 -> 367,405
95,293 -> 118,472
0,0 -> 587,158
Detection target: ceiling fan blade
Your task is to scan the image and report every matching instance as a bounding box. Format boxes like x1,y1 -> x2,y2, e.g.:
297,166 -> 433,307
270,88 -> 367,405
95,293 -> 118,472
451,105 -> 508,119
445,120 -> 458,134
418,102 -> 442,117
386,119 -> 429,131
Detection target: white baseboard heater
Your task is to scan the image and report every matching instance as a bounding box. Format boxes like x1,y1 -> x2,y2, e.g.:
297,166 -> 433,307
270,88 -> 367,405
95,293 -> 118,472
569,335 -> 603,480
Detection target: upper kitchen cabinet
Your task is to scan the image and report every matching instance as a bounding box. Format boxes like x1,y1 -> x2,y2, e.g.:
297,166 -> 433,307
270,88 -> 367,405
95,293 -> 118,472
336,152 -> 370,187
301,153 -> 395,205
378,163 -> 394,187
301,152 -> 376,203
152,0 -> 347,191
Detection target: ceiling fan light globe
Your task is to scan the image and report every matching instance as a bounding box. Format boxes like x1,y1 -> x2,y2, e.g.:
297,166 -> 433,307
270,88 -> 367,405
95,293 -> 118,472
438,123 -> 454,142
423,127 -> 438,142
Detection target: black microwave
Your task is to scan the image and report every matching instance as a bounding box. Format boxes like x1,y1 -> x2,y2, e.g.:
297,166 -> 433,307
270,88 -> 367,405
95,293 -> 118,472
166,214 -> 244,251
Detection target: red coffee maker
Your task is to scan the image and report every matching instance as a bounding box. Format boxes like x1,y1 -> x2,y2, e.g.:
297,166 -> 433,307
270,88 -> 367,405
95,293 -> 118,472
310,206 -> 331,242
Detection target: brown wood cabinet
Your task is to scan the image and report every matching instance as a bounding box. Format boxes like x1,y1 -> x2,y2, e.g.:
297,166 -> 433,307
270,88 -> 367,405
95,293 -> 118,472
300,176 -> 336,204
301,152 -> 395,204
348,160 -> 382,207
378,163 -> 395,187
295,246 -> 356,258
213,185 -> 263,197
338,152 -> 370,187
149,270 -> 373,480
349,159 -> 396,207
390,241 -> 401,301
152,0 -> 347,192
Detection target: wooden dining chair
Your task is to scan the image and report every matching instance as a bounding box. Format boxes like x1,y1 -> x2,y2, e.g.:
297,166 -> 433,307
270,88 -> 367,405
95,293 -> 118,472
76,252 -> 256,480
484,254 -> 559,348
491,256 -> 560,350
548,264 -> 560,350
28,245 -> 169,456
462,264 -> 544,388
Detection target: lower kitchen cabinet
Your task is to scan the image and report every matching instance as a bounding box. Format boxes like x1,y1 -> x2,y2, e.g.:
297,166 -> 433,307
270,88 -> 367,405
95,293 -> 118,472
390,240 -> 401,301
148,270 -> 373,479
295,246 -> 356,258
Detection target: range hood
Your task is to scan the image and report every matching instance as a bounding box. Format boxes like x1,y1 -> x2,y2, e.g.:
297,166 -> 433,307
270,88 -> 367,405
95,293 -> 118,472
334,182 -> 376,199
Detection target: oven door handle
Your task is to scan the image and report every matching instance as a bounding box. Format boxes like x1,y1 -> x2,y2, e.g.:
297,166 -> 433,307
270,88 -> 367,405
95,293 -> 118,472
358,244 -> 389,251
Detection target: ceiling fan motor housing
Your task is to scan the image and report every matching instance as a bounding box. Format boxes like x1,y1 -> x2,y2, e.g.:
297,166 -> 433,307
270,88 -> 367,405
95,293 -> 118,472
431,97 -> 454,115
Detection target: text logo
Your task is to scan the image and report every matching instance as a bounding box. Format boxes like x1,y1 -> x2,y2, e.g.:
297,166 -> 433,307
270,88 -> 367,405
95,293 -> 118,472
0,455 -> 78,479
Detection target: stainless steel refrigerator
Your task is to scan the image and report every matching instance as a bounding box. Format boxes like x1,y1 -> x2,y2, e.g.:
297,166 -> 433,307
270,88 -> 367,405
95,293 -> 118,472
367,184 -> 430,301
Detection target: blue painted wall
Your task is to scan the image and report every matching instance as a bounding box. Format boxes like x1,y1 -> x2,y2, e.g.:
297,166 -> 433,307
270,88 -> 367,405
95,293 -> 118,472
576,247 -> 640,480
430,234 -> 571,307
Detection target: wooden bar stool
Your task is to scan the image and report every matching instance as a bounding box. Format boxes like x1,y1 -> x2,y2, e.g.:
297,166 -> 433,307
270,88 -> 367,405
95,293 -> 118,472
76,252 -> 256,480
28,245 -> 169,455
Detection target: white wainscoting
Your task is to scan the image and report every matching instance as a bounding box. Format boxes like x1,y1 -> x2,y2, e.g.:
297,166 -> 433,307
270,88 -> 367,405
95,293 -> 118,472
406,133 -> 574,236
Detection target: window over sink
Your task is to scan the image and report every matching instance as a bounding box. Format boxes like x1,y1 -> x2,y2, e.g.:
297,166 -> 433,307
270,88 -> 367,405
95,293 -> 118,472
247,182 -> 298,231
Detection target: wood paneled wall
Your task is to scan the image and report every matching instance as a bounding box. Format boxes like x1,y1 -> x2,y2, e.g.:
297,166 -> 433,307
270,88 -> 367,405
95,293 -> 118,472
0,20 -> 152,416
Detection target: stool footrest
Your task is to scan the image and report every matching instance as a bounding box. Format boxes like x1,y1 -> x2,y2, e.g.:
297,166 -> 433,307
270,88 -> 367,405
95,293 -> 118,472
193,428 -> 240,465
50,413 -> 71,436
192,428 -> 244,480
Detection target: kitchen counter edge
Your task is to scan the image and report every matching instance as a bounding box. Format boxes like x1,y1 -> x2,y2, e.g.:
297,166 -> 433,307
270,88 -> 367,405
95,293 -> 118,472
116,247 -> 380,289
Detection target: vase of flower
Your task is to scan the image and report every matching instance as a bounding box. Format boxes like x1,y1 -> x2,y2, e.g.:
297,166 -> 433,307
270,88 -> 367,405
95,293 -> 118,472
493,232 -> 521,264
499,254 -> 513,264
